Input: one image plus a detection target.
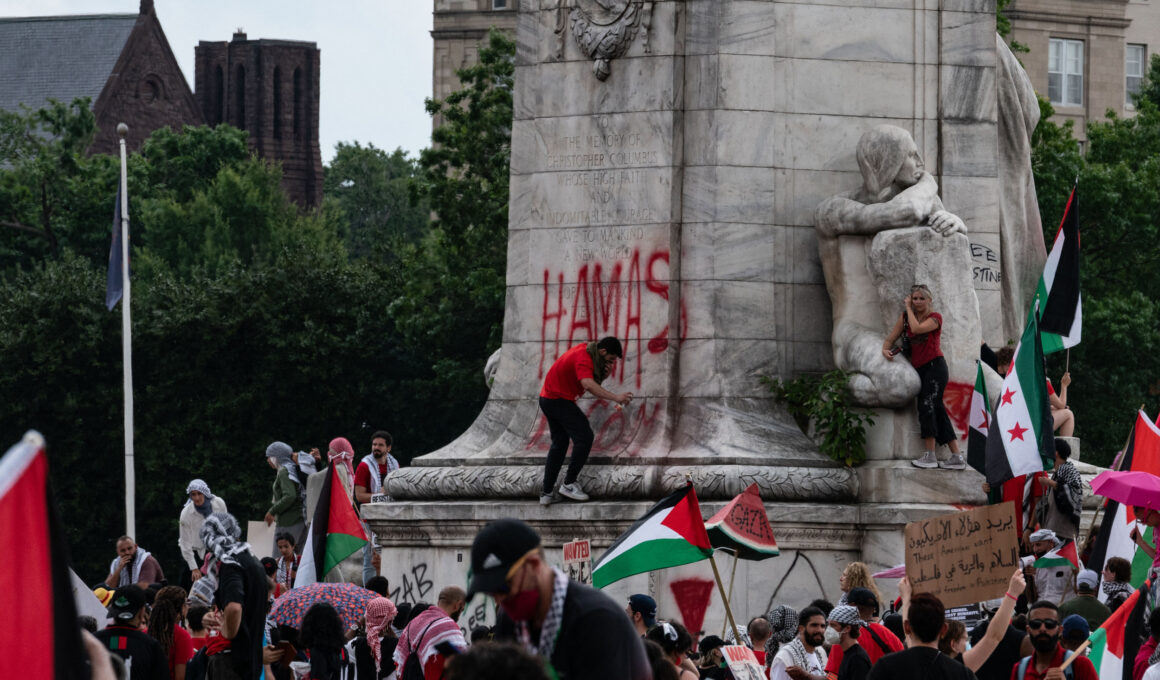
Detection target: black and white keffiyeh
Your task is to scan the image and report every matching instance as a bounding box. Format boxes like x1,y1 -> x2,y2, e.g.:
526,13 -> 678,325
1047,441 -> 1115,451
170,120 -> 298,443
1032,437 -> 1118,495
765,605 -> 798,660
109,547 -> 153,587
1054,461 -> 1083,523
1103,580 -> 1133,601
515,566 -> 569,660
199,512 -> 251,566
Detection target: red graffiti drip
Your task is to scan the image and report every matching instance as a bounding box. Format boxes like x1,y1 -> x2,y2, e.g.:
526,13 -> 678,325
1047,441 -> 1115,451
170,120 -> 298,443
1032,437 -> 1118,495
670,578 -> 714,635
540,269 -> 565,378
943,381 -> 973,440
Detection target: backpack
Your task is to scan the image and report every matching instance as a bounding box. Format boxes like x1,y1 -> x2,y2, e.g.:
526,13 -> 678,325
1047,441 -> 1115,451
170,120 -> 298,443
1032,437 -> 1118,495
1016,655 -> 1074,680
400,621 -> 437,680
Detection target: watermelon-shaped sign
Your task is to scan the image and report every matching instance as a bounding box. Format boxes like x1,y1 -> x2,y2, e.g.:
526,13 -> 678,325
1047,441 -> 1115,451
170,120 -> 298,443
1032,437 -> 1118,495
704,483 -> 779,560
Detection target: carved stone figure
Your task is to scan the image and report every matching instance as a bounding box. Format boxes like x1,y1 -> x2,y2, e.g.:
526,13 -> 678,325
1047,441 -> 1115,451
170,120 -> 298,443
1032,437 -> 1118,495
555,0 -> 654,80
996,35 -> 1048,342
814,125 -> 967,408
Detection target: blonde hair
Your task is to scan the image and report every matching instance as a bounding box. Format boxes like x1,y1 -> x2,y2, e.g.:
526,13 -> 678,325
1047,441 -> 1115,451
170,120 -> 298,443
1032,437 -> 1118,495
842,562 -> 882,604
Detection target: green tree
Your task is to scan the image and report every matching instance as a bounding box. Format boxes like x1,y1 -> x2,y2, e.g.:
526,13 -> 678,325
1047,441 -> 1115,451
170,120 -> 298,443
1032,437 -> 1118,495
323,142 -> 429,258
390,28 -> 515,441
1030,58 -> 1160,466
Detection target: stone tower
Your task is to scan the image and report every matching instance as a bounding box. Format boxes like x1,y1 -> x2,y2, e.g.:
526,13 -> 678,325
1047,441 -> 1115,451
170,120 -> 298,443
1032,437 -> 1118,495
194,32 -> 322,208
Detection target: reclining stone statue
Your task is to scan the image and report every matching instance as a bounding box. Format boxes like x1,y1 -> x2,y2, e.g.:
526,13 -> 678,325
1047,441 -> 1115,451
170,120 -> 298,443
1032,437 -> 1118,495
814,125 -> 966,408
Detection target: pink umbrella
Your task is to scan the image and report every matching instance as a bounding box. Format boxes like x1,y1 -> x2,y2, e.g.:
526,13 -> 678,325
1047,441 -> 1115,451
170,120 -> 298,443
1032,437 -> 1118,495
872,565 -> 907,579
1090,470 -> 1160,511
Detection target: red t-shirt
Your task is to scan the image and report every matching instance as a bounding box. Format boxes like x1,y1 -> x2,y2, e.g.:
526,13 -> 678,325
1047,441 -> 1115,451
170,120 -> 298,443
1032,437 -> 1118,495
824,622 -> 904,673
907,312 -> 943,368
540,343 -> 596,401
1008,645 -> 1098,680
170,625 -> 195,676
353,460 -> 389,491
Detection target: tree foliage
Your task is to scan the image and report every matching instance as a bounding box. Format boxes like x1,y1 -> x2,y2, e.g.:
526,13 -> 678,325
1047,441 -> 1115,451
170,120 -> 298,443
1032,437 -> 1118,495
323,142 -> 429,259
1030,56 -> 1160,466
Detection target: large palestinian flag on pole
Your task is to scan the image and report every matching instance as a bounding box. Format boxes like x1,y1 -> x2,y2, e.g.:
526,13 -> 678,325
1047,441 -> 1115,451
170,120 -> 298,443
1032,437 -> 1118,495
967,361 -> 992,476
1085,411 -> 1160,590
592,483 -> 714,589
295,464 -> 368,586
0,432 -> 85,680
1089,579 -> 1149,680
1028,184 -> 1081,354
984,312 -> 1055,486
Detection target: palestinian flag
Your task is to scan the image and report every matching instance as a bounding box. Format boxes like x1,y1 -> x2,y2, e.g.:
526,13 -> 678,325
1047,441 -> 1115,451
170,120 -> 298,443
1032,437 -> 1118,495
294,463 -> 368,586
984,312 -> 1055,486
1027,185 -> 1081,354
705,483 -> 779,560
1000,472 -> 1048,535
592,483 -> 713,589
1085,411 -> 1160,591
1033,538 -> 1080,570
1089,580 -> 1149,680
967,361 -> 991,476
0,432 -> 85,680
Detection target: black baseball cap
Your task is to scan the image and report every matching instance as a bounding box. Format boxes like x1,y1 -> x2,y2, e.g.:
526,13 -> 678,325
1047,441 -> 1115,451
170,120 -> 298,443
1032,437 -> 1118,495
628,594 -> 657,627
108,585 -> 146,621
466,518 -> 541,598
699,635 -> 726,655
847,587 -> 880,613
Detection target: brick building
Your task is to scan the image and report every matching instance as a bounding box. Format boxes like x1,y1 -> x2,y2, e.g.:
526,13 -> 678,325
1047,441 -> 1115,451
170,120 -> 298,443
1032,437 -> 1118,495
432,0 -> 518,104
194,33 -> 323,208
0,0 -> 203,154
1007,0 -> 1160,141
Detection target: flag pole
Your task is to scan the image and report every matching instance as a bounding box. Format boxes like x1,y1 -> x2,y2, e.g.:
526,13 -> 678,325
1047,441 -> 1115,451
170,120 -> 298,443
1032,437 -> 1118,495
709,554 -> 741,643
1083,406 -> 1144,545
117,123 -> 135,539
720,549 -> 739,637
1065,349 -> 1070,373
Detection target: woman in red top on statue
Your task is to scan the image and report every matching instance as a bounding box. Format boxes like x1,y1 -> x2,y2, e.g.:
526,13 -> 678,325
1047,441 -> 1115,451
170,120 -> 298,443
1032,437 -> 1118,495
882,284 -> 965,470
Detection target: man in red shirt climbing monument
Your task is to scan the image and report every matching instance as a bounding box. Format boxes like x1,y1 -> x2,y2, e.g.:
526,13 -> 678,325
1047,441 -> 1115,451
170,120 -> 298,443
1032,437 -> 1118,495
539,336 -> 633,505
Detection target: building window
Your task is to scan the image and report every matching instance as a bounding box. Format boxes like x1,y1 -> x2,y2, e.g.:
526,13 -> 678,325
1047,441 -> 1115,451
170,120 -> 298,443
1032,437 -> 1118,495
1127,44 -> 1146,108
1048,38 -> 1083,107
493,0 -> 507,8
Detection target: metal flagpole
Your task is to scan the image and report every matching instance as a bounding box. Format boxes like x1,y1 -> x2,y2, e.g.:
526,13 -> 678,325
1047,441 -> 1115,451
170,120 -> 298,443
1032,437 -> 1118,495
117,123 -> 135,539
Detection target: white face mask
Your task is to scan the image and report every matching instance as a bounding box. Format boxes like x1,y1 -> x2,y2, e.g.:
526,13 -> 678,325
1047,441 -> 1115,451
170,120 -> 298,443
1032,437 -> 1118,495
824,625 -> 842,646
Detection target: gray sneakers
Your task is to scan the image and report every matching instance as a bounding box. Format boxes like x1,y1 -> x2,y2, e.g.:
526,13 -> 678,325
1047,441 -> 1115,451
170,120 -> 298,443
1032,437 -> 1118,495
912,451 -> 939,469
939,454 -> 968,470
558,481 -> 590,501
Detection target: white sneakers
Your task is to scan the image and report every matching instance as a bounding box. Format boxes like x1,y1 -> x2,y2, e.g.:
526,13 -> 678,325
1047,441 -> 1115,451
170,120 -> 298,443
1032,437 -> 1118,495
558,482 -> 590,502
912,451 -> 939,469
912,451 -> 968,470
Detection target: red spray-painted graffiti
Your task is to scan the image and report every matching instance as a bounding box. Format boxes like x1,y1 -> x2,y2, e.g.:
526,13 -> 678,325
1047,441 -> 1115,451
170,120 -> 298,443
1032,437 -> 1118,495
944,381 -> 972,440
539,247 -> 686,390
525,398 -> 664,454
670,578 -> 715,635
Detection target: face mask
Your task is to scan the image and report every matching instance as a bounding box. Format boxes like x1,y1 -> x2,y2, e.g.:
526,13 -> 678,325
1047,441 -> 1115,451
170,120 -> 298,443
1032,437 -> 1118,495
825,625 -> 841,646
499,588 -> 540,621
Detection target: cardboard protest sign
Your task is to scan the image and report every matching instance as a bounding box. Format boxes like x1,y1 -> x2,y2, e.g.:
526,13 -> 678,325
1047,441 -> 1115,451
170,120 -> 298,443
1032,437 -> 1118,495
904,504 -> 1019,608
722,645 -> 765,680
562,538 -> 592,585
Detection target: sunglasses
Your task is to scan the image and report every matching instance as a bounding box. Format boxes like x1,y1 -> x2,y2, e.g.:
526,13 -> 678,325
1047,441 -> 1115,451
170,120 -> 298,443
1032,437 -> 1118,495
1027,619 -> 1059,631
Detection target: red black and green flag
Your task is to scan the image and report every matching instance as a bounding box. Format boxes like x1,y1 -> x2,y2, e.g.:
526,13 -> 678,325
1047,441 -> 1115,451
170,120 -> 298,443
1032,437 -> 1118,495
294,463 -> 368,586
0,432 -> 86,680
592,483 -> 713,588
967,361 -> 992,477
1028,184 -> 1081,353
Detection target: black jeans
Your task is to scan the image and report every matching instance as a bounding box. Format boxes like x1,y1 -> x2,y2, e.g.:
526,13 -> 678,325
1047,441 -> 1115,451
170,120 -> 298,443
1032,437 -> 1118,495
915,356 -> 956,445
539,397 -> 594,494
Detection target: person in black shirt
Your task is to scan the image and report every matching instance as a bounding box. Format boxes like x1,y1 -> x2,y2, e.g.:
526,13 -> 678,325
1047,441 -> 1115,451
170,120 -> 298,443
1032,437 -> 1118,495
201,512 -> 269,680
969,611 -> 1027,680
94,585 -> 169,680
867,593 -> 977,680
828,605 -> 871,680
467,518 -> 651,680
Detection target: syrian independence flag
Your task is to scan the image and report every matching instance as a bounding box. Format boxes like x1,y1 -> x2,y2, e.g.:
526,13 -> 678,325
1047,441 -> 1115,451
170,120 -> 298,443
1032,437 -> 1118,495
967,361 -> 992,476
1028,185 -> 1081,353
1089,579 -> 1149,680
0,432 -> 85,680
592,483 -> 713,589
1085,411 -> 1160,590
984,312 -> 1055,486
294,463 -> 368,587
1033,538 -> 1080,570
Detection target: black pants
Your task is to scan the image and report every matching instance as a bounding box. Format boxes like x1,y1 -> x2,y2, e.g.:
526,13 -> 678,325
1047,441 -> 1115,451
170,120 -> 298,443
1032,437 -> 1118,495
915,356 -> 956,445
539,397 -> 594,494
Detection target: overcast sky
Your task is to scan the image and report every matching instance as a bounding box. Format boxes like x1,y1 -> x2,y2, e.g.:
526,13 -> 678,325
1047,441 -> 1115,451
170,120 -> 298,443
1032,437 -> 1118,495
0,0 -> 435,163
